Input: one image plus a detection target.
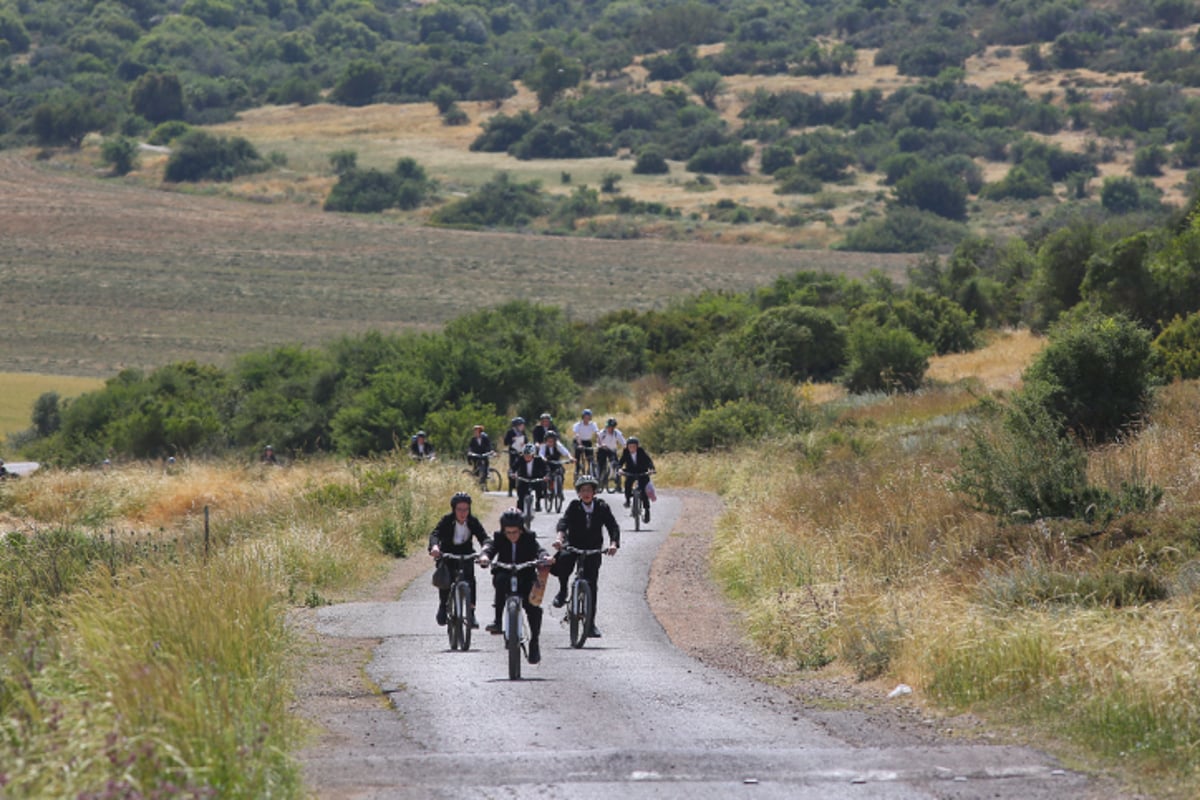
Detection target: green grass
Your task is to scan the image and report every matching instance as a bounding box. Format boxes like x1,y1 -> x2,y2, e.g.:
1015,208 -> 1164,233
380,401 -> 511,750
0,372 -> 103,436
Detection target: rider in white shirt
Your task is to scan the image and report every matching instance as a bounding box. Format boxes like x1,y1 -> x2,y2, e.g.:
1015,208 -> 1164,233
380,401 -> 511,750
571,408 -> 600,466
596,417 -> 626,486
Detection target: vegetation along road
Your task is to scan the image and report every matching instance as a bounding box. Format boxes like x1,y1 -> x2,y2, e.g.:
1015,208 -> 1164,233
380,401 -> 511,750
300,490 -> 1096,800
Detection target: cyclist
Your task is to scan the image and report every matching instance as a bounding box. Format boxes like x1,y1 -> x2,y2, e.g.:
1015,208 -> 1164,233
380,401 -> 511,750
550,474 -> 620,638
531,412 -> 554,445
596,417 -> 626,488
514,443 -> 548,512
427,492 -> 490,629
571,409 -> 599,468
618,436 -> 657,523
539,429 -> 574,466
261,445 -> 278,465
503,417 -> 528,497
478,508 -> 554,664
467,424 -> 493,471
409,430 -> 436,461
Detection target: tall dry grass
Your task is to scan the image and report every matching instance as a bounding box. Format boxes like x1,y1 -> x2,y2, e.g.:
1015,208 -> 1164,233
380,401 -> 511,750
0,455 -> 461,797
704,340 -> 1200,796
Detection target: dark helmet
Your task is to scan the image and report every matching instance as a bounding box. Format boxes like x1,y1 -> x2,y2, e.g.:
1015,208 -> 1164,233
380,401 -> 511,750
606,417 -> 617,427
627,436 -> 640,445
512,416 -> 525,426
575,474 -> 599,489
450,491 -> 472,510
546,430 -> 559,440
499,507 -> 525,529
522,443 -> 537,455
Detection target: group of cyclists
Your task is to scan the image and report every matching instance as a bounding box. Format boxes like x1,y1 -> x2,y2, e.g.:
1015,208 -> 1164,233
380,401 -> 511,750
425,408 -> 656,666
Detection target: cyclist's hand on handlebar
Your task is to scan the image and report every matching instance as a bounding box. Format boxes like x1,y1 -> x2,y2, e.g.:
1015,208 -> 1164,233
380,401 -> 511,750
429,545 -> 441,559
477,555 -> 490,568
552,537 -> 563,551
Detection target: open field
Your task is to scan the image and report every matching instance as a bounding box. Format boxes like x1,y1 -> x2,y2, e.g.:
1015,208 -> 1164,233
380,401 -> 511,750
0,154 -> 912,378
0,372 -> 103,436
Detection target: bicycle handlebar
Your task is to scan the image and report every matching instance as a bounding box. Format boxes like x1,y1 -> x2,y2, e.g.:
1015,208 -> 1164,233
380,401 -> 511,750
439,551 -> 478,561
490,559 -> 546,571
514,475 -> 548,483
467,451 -> 497,458
619,469 -> 655,477
560,545 -> 605,556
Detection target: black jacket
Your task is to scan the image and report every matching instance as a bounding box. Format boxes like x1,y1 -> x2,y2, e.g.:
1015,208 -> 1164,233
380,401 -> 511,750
617,448 -> 655,476
556,497 -> 620,550
513,456 -> 548,484
427,512 -> 489,555
482,530 -> 549,569
468,433 -> 493,456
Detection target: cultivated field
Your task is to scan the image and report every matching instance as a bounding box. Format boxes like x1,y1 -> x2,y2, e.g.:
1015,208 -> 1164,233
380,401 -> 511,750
0,372 -> 102,436
0,154 -> 911,377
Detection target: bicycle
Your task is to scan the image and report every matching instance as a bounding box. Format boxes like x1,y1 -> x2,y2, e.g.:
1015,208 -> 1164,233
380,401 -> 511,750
492,559 -> 543,680
559,545 -> 604,648
596,448 -> 621,494
574,442 -> 596,480
514,474 -> 548,526
439,551 -> 478,652
620,469 -> 654,532
545,461 -> 567,513
462,451 -> 501,493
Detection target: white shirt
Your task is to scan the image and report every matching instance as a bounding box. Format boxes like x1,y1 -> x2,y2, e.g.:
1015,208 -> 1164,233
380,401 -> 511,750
539,440 -> 573,461
452,521 -> 470,546
572,420 -> 599,444
597,427 -> 626,452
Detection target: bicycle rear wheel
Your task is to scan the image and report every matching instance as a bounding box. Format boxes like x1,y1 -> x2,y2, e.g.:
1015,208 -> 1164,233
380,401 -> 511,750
569,580 -> 592,649
454,581 -> 471,651
485,468 -> 502,492
505,599 -> 522,680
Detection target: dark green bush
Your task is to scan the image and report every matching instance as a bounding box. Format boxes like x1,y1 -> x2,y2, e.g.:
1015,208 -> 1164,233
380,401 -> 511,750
686,142 -> 752,175
324,158 -> 431,213
736,305 -> 846,381
839,206 -> 968,253
163,131 -> 266,182
894,164 -> 968,221
633,148 -> 670,175
429,173 -> 545,228
1021,310 -> 1161,443
841,321 -> 932,393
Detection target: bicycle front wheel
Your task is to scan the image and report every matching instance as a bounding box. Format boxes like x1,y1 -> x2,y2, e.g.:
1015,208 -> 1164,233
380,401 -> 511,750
485,468 -> 502,492
454,581 -> 471,651
552,474 -> 564,513
570,580 -> 592,649
506,599 -> 522,680
522,492 -> 534,525
632,492 -> 642,532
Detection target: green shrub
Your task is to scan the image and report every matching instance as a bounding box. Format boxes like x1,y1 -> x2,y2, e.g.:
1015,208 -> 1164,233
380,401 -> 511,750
736,304 -> 846,381
1022,310 -> 1161,443
324,158 -> 431,213
894,163 -> 969,221
101,135 -> 139,176
1154,312 -> 1200,380
429,172 -> 546,228
841,321 -> 932,394
163,130 -> 267,182
839,206 -> 968,253
633,148 -> 670,175
686,142 -> 752,175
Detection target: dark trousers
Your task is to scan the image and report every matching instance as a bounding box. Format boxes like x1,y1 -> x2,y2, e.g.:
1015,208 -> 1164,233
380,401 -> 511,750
491,570 -> 543,641
437,559 -> 478,609
551,549 -> 602,610
625,473 -> 650,503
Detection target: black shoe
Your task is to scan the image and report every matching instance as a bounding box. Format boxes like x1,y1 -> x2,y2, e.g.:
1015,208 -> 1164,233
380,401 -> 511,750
551,593 -> 567,608
528,639 -> 541,664
623,499 -> 630,508
468,611 -> 478,629
486,622 -> 501,634
588,625 -> 602,638
535,502 -> 542,511
436,606 -> 447,626
643,506 -> 650,523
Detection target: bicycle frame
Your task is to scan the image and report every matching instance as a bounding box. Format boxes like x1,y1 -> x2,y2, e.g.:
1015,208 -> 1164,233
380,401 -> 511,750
440,551 -> 478,651
559,545 -> 603,648
492,559 -> 541,679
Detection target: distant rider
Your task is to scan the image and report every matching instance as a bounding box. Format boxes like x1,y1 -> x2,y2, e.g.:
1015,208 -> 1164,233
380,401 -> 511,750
409,430 -> 436,461
503,416 -> 528,496
618,436 -> 656,523
597,417 -> 626,488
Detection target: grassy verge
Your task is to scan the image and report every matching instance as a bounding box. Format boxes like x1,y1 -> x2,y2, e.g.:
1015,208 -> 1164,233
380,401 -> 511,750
704,361 -> 1200,798
0,456 -> 458,798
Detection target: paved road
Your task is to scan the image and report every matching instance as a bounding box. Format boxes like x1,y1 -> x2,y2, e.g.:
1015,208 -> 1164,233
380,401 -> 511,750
308,490 -> 1095,799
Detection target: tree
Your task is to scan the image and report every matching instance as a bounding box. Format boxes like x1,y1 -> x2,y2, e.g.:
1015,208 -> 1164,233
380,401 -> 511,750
163,131 -> 267,182
686,143 -> 752,175
684,70 -> 724,109
842,321 -> 932,394
633,148 -> 670,175
32,392 -> 61,437
130,72 -> 185,123
101,136 -> 139,176
430,172 -> 546,228
524,47 -> 583,109
894,164 -> 968,221
332,60 -> 385,107
32,95 -> 104,148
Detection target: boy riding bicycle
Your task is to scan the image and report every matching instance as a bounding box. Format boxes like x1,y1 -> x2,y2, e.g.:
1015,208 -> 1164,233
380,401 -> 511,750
427,492 -> 490,628
550,474 -> 619,638
478,508 -> 554,664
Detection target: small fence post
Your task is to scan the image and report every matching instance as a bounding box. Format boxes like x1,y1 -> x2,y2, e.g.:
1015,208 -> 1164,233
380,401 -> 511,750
204,505 -> 210,561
